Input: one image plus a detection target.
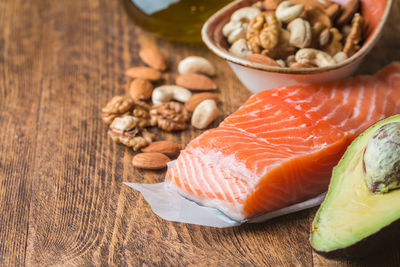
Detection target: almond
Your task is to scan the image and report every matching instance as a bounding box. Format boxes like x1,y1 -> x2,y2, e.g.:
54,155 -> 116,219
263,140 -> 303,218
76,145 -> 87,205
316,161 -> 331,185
248,54 -> 280,66
290,62 -> 314,68
292,0 -> 330,9
142,141 -> 182,158
129,79 -> 153,100
175,73 -> 217,91
185,93 -> 220,112
139,48 -> 167,71
263,0 -> 283,10
132,152 -> 170,170
325,3 -> 341,21
125,66 -> 162,81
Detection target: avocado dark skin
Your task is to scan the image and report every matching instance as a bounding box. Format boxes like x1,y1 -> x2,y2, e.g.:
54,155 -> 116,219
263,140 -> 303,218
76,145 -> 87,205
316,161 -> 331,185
312,218 -> 400,259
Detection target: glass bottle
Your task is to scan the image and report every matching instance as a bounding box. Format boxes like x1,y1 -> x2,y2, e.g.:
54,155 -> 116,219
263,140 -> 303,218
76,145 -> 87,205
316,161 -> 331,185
122,0 -> 233,42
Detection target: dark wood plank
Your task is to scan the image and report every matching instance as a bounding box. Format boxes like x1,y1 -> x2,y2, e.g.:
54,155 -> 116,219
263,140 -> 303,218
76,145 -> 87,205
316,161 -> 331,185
24,0 -> 128,265
0,0 -> 45,265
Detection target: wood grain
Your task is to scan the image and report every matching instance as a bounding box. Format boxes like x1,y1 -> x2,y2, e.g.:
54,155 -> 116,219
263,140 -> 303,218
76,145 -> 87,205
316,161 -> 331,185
0,0 -> 399,266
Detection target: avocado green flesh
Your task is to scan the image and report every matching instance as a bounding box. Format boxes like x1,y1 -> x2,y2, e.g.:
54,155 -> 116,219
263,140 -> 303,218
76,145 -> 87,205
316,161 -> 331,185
311,115 -> 400,253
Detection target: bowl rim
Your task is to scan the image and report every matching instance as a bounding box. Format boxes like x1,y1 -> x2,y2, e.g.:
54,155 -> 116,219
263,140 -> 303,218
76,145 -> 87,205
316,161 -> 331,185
201,0 -> 393,74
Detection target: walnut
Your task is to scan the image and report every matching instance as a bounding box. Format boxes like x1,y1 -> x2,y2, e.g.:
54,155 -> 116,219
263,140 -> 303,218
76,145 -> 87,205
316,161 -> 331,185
101,96 -> 152,126
101,96 -> 135,124
246,12 -> 280,54
343,13 -> 364,57
133,99 -> 151,111
262,28 -> 295,59
132,103 -> 151,128
101,113 -> 119,125
150,102 -> 190,131
107,115 -> 155,150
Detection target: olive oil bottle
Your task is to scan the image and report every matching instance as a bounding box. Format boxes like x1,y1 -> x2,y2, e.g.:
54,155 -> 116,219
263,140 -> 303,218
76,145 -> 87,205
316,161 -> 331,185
122,0 -> 232,42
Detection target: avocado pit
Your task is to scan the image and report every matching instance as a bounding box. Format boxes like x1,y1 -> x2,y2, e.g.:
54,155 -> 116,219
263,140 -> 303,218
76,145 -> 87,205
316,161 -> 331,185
363,122 -> 400,193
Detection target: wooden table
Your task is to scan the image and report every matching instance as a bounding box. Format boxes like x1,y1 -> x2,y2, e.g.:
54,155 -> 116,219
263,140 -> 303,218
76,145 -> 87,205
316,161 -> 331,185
1,0 -> 400,266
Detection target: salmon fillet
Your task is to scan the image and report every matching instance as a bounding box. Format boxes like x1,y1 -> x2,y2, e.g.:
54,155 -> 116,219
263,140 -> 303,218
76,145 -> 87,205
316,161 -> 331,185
168,63 -> 400,221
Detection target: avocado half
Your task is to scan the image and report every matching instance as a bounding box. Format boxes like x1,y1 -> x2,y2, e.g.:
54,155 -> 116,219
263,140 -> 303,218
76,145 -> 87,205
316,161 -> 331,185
310,115 -> 400,258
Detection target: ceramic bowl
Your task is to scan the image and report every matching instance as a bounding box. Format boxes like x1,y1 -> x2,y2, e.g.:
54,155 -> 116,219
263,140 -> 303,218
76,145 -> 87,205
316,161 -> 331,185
202,0 -> 393,93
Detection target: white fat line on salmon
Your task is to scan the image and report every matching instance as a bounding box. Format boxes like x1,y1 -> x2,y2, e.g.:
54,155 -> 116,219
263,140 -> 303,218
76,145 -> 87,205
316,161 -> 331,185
255,124 -> 309,135
218,126 -> 259,139
250,156 -> 290,174
180,152 -> 202,197
271,92 -> 279,97
216,130 -> 312,152
243,115 -> 297,131
320,84 -> 347,122
236,97 -> 267,111
351,81 -> 365,120
304,86 -> 343,125
185,152 -> 215,200
254,157 -> 299,177
196,151 -> 247,202
284,97 -> 313,104
195,153 -> 228,201
225,112 -> 280,127
200,148 -> 259,188
285,88 -> 301,97
257,138 -> 312,149
225,173 -> 248,203
225,104 -> 277,121
307,85 -> 338,113
200,156 -> 232,202
226,137 -> 301,154
320,142 -> 328,148
190,154 -> 213,199
381,79 -> 393,116
211,162 -> 233,203
217,166 -> 240,206
232,141 -> 307,156
336,80 -> 366,130
357,80 -> 379,131
202,159 -> 231,204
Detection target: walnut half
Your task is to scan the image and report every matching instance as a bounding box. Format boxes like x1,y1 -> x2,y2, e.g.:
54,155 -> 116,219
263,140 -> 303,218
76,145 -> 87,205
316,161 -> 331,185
246,12 -> 280,54
150,102 -> 190,131
101,96 -> 135,124
108,115 -> 155,151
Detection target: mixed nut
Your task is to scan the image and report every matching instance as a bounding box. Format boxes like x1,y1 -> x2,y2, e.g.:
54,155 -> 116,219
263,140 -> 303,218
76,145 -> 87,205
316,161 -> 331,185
101,48 -> 222,170
224,0 -> 365,68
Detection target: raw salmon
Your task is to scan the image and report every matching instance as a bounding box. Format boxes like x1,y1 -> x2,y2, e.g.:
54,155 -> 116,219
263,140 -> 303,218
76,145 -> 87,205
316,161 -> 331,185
168,62 -> 400,221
